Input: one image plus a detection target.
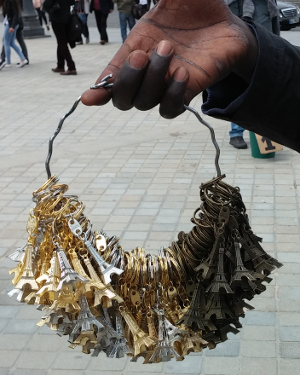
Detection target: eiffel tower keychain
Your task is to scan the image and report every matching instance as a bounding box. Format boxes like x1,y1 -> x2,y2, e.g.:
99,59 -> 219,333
8,74 -> 282,363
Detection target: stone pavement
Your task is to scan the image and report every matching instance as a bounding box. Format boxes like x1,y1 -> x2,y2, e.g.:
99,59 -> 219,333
0,24 -> 300,375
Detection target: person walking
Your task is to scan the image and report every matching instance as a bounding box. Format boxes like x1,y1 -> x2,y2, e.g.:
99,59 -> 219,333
0,5 -> 28,66
113,0 -> 135,43
90,0 -> 114,45
0,0 -> 28,70
46,0 -> 77,75
225,0 -> 279,149
32,0 -> 50,30
74,0 -> 90,44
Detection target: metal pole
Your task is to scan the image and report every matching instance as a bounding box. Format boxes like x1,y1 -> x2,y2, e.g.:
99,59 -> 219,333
22,0 -> 48,38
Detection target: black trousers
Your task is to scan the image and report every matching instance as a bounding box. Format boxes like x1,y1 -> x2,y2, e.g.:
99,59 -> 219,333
94,10 -> 109,42
51,21 -> 76,71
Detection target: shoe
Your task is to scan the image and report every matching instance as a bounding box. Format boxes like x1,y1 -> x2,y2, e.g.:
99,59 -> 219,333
229,136 -> 248,149
17,59 -> 29,66
46,24 -> 50,31
52,67 -> 65,73
17,59 -> 28,68
0,61 -> 6,70
60,70 -> 77,76
100,40 -> 108,45
86,36 -> 90,44
5,64 -> 12,68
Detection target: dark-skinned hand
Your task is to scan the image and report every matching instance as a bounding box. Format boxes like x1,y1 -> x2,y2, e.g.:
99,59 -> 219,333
81,0 -> 258,119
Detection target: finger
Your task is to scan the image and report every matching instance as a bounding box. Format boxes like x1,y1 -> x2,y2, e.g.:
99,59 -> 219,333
112,51 -> 149,111
159,67 -> 189,119
133,40 -> 175,111
81,43 -> 132,107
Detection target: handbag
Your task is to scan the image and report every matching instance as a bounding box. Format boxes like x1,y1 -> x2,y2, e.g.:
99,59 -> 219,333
67,13 -> 83,43
131,3 -> 148,20
41,0 -> 60,14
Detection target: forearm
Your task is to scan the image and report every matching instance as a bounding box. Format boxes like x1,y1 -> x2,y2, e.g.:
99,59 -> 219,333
202,23 -> 300,152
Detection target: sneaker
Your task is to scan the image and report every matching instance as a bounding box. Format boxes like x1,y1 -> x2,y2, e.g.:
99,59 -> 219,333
85,36 -> 90,44
229,136 -> 248,149
17,59 -> 28,68
5,64 -> 12,68
17,59 -> 29,66
0,61 -> 6,70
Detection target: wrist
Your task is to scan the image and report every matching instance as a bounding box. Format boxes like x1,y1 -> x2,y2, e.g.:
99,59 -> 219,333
232,20 -> 258,84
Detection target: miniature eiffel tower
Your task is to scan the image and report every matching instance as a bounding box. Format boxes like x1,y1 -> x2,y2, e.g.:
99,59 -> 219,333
69,295 -> 105,343
56,248 -> 87,291
119,306 -> 155,356
8,243 -> 39,302
148,307 -> 182,363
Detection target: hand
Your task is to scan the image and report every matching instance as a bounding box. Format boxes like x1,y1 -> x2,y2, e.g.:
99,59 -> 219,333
81,0 -> 258,118
9,28 -> 14,33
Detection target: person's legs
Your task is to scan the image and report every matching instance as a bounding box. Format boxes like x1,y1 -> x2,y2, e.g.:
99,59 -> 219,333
100,12 -> 109,43
119,12 -> 127,43
41,10 -> 49,28
16,26 -> 28,61
229,123 -> 247,149
1,42 -> 5,62
51,21 -> 65,70
60,23 -> 76,73
128,14 -> 136,31
94,10 -> 102,40
6,25 -> 26,64
3,23 -> 13,65
82,15 -> 89,42
36,9 -> 43,26
52,21 -> 76,73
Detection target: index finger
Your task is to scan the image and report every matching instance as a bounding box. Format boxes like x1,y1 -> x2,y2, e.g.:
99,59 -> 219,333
81,44 -> 132,106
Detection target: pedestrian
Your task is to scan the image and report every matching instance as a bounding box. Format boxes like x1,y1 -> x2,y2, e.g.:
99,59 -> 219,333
0,0 -> 28,70
32,0 -> 50,30
113,0 -> 136,43
81,0 -> 300,154
225,0 -> 280,149
43,0 -> 77,75
0,5 -> 28,66
74,0 -> 90,44
89,0 -> 114,45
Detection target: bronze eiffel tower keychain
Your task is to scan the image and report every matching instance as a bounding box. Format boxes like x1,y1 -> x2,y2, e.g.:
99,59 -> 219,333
8,74 -> 282,363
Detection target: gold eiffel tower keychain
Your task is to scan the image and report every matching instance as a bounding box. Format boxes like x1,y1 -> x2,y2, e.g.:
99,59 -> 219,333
8,74 -> 282,362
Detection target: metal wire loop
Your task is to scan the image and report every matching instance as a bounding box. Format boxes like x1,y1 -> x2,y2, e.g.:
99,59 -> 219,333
45,75 -> 221,179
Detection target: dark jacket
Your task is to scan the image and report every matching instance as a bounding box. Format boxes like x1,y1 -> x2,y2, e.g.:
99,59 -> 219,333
202,22 -> 300,153
48,0 -> 75,24
90,0 -> 114,14
2,0 -> 21,29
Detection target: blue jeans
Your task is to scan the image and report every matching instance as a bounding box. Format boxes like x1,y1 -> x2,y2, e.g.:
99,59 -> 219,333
229,123 -> 244,138
119,12 -> 135,43
3,24 -> 25,64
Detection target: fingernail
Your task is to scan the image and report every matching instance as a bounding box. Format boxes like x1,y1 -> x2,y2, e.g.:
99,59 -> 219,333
174,67 -> 188,82
156,40 -> 173,56
128,52 -> 148,69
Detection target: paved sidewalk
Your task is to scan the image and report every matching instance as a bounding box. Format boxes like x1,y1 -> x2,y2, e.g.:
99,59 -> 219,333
0,26 -> 300,375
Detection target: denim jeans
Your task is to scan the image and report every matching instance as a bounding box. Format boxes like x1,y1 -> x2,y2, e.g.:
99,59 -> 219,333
229,123 -> 244,138
119,12 -> 135,43
3,24 -> 25,64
